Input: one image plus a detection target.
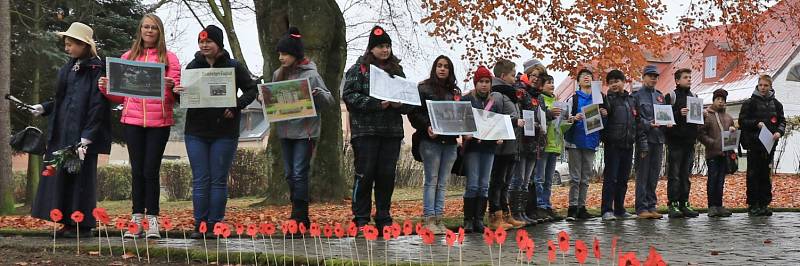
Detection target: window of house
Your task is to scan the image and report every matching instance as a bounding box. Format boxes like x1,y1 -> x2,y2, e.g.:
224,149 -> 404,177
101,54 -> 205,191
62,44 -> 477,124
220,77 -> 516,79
705,56 -> 717,78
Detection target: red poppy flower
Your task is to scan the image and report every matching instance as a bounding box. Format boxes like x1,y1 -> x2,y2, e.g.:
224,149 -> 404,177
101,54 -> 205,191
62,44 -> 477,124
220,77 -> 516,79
516,89 -> 525,99
221,224 -> 231,238
495,226 -> 507,245
593,237 -> 601,259
516,229 -> 528,250
575,239 -> 588,264
199,31 -> 208,40
644,246 -> 666,266
299,222 -> 307,235
70,211 -> 84,223
92,208 -> 107,224
115,218 -> 126,231
373,28 -> 384,36
260,222 -> 275,235
445,229 -> 456,247
383,226 -> 392,241
334,223 -> 344,238
288,220 -> 298,235
199,221 -> 208,233
214,223 -> 224,236
525,239 -> 535,261
547,240 -> 557,262
347,221 -> 357,237
236,223 -> 245,235
531,98 -> 539,106
310,222 -> 320,237
730,152 -> 737,160
162,216 -> 173,231
49,209 -> 63,222
323,224 -> 333,238
415,222 -> 423,235
128,222 -> 139,234
391,223 -> 401,239
457,227 -> 465,245
42,165 -> 55,177
403,220 -> 413,236
620,252 -> 640,266
141,217 -> 150,231
771,116 -> 777,124
454,95 -> 461,101
280,221 -> 289,235
364,225 -> 379,241
421,229 -> 434,245
558,230 -> 570,252
482,228 -> 494,246
247,224 -> 258,237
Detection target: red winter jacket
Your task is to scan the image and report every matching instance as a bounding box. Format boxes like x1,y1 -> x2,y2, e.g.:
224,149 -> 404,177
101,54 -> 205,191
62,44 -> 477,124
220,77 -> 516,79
100,48 -> 181,127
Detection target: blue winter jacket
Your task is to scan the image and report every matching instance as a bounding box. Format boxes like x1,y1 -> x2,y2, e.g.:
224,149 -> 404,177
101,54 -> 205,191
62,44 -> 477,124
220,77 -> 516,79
568,90 -> 600,150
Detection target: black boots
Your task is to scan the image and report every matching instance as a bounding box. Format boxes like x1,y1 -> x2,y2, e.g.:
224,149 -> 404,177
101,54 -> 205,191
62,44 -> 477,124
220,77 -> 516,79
463,197 -> 476,233
511,191 -> 535,226
474,197 -> 487,233
290,200 -> 310,228
566,206 -> 578,221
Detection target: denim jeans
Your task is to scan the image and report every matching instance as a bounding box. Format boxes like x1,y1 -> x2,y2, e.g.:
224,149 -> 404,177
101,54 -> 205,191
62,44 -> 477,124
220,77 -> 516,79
601,146 -> 633,215
280,138 -> 315,202
351,136 -> 402,226
533,152 -> 558,208
420,139 -> 457,217
635,143 -> 663,213
509,155 -> 536,192
185,134 -> 238,226
667,144 -> 694,203
706,156 -> 727,207
464,151 -> 494,198
568,148 -> 595,207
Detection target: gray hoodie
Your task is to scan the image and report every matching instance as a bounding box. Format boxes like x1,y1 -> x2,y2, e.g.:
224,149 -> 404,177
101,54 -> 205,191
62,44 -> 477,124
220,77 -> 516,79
271,60 -> 335,139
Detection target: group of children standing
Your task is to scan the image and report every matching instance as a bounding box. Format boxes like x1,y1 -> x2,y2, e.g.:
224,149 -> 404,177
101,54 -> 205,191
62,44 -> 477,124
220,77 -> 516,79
29,19 -> 785,240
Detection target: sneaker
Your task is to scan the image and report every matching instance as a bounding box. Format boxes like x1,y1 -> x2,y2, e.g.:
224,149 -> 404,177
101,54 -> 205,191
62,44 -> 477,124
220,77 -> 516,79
763,207 -> 773,216
748,206 -> 760,217
546,208 -> 564,221
577,207 -> 596,219
718,206 -> 733,217
534,208 -> 551,223
565,206 -> 577,222
124,213 -> 143,238
145,215 -> 161,239
679,202 -> 699,218
668,203 -> 684,218
707,206 -> 720,217
601,212 -> 617,221
616,212 -> 635,220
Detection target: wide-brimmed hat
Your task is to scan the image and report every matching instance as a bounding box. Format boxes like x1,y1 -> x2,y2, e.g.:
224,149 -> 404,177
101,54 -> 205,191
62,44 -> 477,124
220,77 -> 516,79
57,22 -> 97,57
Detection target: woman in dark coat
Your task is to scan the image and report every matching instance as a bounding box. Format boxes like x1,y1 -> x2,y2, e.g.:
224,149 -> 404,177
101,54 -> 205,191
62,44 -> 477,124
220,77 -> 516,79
29,22 -> 112,238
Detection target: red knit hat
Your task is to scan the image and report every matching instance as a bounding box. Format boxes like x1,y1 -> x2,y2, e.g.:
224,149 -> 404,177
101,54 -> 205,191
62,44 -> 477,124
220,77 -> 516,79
474,66 -> 493,85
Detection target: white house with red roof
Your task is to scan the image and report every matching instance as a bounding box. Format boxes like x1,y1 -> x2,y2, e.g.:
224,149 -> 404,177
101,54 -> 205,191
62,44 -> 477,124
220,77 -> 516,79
554,0 -> 800,173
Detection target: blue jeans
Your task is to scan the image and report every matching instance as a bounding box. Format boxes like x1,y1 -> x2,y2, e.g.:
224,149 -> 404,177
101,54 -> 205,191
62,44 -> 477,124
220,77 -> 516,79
635,143 -> 663,213
464,151 -> 494,198
509,155 -> 536,192
601,146 -> 633,215
420,139 -> 457,217
706,156 -> 727,207
280,138 -> 315,202
533,152 -> 558,208
185,134 -> 238,226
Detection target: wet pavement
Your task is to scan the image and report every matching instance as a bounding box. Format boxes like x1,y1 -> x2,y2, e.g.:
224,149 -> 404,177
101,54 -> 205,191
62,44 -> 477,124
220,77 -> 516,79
4,212 -> 800,265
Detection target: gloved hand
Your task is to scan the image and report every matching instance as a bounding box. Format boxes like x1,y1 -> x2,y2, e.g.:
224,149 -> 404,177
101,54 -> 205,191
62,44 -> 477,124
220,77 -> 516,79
30,104 -> 44,116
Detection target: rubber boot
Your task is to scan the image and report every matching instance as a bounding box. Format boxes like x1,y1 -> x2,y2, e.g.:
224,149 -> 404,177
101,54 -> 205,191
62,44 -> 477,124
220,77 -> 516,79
474,197 -> 488,233
463,197 -> 476,233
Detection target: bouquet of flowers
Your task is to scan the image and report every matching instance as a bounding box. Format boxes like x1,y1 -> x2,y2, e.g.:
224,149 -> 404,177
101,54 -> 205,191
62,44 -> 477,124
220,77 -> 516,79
41,142 -> 84,176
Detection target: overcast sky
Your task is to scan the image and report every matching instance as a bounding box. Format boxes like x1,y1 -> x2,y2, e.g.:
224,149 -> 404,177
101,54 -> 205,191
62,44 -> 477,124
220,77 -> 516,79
152,1 -> 700,90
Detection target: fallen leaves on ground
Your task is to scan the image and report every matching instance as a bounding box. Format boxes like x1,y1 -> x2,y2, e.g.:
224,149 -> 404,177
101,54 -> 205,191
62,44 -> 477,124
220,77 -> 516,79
0,173 -> 797,231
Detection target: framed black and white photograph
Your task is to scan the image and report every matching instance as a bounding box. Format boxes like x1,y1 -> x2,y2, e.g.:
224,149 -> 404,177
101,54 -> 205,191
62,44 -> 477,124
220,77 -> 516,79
654,104 -> 675,126
582,104 -> 604,134
722,130 -> 741,151
427,100 -> 477,135
106,57 -> 165,100
523,110 -> 536,136
687,96 -> 704,125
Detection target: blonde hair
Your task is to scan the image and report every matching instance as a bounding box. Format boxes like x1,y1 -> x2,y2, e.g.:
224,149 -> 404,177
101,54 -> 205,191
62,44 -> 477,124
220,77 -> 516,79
759,74 -> 773,86
128,14 -> 169,68
525,64 -> 547,76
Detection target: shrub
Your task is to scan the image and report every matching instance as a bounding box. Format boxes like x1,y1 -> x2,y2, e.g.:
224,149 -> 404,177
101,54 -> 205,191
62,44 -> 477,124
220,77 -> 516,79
96,164 -> 132,201
161,161 -> 192,201
13,171 -> 26,203
228,148 -> 269,198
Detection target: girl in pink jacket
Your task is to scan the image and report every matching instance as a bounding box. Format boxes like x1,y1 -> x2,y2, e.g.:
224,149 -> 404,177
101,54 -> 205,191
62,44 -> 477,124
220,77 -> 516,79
98,14 -> 180,239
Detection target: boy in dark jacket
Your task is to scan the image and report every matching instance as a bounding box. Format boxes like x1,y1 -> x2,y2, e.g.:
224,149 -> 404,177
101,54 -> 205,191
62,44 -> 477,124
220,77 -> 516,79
632,65 -> 669,219
599,70 -> 641,221
664,68 -> 699,218
697,89 -> 735,217
738,75 -> 785,217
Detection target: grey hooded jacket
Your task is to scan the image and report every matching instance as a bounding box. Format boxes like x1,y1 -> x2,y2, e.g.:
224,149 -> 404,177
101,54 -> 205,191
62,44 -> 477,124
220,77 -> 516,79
271,60 -> 335,139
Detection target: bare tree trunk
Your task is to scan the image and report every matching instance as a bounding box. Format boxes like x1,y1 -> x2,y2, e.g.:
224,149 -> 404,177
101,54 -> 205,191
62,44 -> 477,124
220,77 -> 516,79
207,0 -> 249,72
0,0 -> 16,214
254,0 -> 346,204
24,0 -> 43,207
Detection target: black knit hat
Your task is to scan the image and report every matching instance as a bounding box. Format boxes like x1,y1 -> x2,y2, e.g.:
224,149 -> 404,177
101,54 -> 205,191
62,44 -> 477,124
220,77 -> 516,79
276,26 -> 304,59
367,25 -> 392,51
606,70 -> 626,82
198,25 -> 224,49
713,89 -> 728,101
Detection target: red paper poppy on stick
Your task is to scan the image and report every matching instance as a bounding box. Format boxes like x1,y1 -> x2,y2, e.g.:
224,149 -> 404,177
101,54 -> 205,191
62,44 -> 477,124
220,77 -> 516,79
260,222 -> 275,235
141,217 -> 150,231
644,246 -> 666,266
310,222 -> 320,237
115,218 -> 126,230
70,211 -> 84,223
334,223 -> 344,238
495,226 -> 507,245
50,209 -> 63,222
214,223 -> 224,236
445,229 -> 456,247
593,237 -> 601,259
299,222 -> 307,235
421,229 -> 434,245
525,239 -> 535,261
236,223 -> 245,235
347,221 -> 357,237
288,220 -> 298,235
199,221 -> 208,233
128,222 -> 139,234
403,220 -> 413,236
547,240 -> 557,262
92,208 -> 109,224
558,230 -> 570,252
516,229 -> 528,250
323,224 -> 333,238
575,240 -> 589,264
612,236 -> 618,255
364,225 -> 379,241
162,216 -> 173,231
483,228 -> 494,246
415,222 -> 423,235
221,224 -> 231,238
247,224 -> 258,237
383,226 -> 392,241
620,252 -> 640,266
457,227 -> 465,245
391,223 -> 401,239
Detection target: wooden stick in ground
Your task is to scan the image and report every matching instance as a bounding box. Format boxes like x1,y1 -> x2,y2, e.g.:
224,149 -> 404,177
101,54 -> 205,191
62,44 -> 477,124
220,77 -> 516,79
261,235 -> 270,266
301,233 -> 309,266
269,234 -> 278,266
104,226 -> 113,256
98,223 -> 103,256
119,230 -> 126,259
239,234 -> 243,265
133,235 -> 141,262
183,230 -> 190,264
76,226 -> 80,255
252,236 -> 259,266
166,230 -> 170,262
52,223 -> 57,254
202,232 -> 209,264
145,235 -> 151,263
